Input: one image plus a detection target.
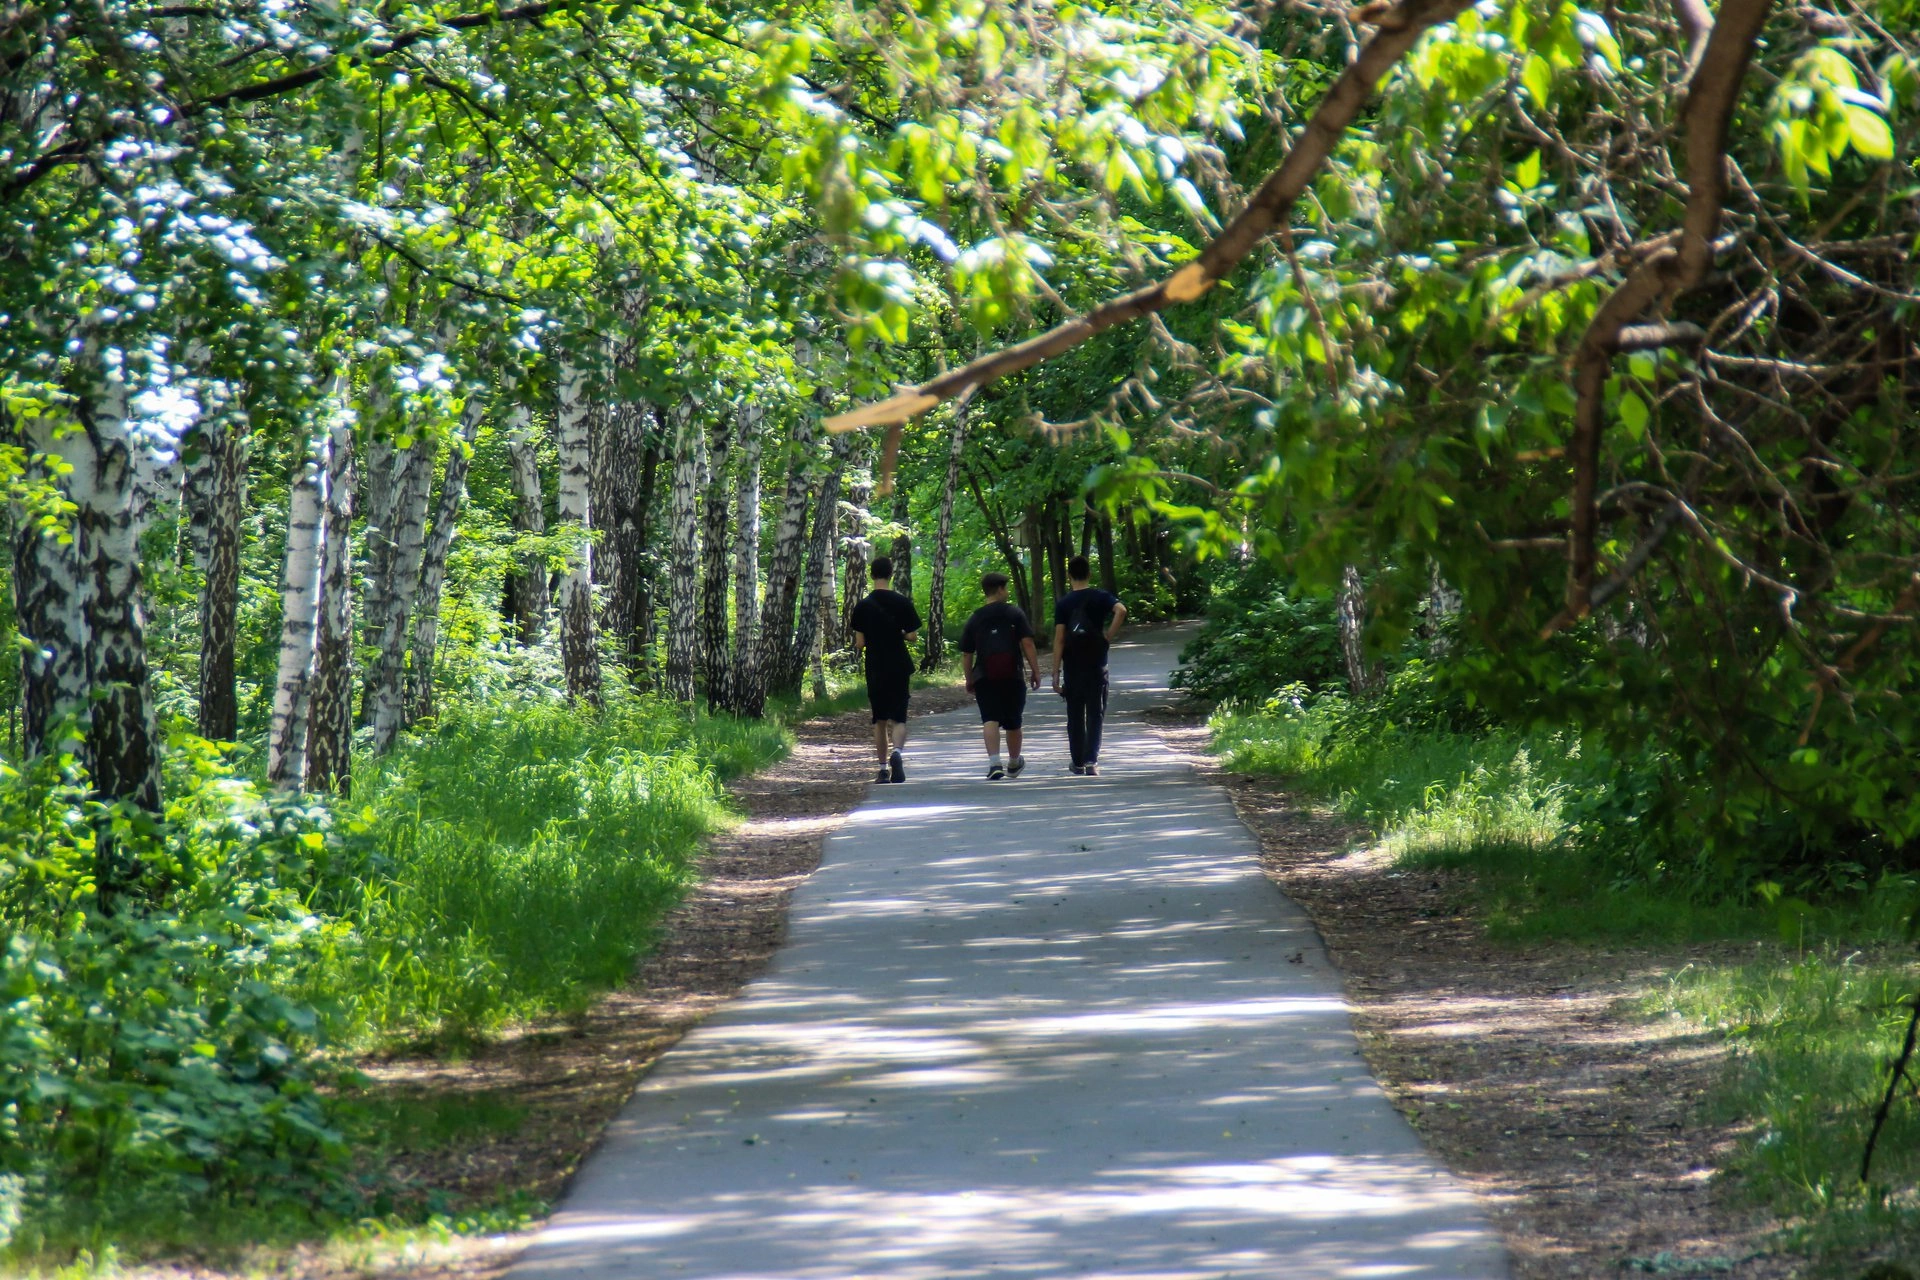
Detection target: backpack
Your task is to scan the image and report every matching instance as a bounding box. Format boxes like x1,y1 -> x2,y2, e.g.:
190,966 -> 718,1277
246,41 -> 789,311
978,614 -> 1020,681
1062,594 -> 1106,663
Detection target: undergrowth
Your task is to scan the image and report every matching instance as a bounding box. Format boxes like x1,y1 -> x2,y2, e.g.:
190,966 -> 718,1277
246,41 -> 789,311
1208,685 -> 1920,1270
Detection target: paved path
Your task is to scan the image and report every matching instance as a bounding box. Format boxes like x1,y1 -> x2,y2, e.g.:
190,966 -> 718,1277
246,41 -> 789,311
513,628 -> 1506,1279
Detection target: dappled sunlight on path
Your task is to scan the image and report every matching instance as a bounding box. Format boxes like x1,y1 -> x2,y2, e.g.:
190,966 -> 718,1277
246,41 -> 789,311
511,628 -> 1505,1279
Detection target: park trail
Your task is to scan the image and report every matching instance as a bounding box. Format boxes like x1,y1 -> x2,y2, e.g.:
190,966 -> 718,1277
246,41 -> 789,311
510,627 -> 1507,1279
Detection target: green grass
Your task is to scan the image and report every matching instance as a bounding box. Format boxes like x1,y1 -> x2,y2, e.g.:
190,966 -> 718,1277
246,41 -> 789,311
306,693 -> 791,1044
1210,695 -> 1920,1270
1658,954 -> 1920,1270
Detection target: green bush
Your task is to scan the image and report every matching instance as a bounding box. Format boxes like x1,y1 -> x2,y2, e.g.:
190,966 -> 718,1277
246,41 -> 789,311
1173,563 -> 1344,701
0,739 -> 347,1247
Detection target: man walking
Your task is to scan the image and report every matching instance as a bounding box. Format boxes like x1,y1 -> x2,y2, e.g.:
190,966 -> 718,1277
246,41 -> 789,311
1051,555 -> 1126,776
960,572 -> 1040,780
850,556 -> 922,784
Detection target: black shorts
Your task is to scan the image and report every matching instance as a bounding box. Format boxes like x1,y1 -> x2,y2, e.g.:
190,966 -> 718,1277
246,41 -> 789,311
867,673 -> 910,724
974,678 -> 1027,730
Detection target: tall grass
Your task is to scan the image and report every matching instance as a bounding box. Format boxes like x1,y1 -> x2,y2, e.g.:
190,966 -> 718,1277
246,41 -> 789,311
307,695 -> 789,1043
1659,954 -> 1920,1267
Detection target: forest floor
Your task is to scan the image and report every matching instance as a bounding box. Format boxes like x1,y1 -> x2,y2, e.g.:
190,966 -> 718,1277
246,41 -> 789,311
1149,711 -> 1795,1279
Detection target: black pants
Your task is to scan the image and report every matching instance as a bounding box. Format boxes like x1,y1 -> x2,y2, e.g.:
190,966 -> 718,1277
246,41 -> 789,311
1063,670 -> 1108,768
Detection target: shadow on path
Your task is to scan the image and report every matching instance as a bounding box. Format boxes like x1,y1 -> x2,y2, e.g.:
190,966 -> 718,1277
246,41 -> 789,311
511,628 -> 1507,1279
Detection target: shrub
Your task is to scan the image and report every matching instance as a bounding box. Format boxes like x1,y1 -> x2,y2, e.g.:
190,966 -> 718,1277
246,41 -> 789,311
1174,563 -> 1344,701
0,739 -> 347,1246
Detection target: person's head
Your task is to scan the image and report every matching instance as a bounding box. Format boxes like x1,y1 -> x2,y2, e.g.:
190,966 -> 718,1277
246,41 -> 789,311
980,571 -> 1010,601
1068,554 -> 1092,585
870,556 -> 893,585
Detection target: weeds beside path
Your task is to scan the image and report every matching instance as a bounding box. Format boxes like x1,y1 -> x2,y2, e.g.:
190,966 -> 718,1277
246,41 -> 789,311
151,682 -> 973,1280
1149,712 -> 1796,1280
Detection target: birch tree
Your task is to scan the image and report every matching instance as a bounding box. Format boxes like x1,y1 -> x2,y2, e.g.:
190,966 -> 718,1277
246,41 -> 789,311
267,424 -> 330,790
920,398 -> 969,672
368,431 -> 434,752
698,409 -> 733,710
183,412 -> 245,740
730,404 -> 765,718
664,400 -> 702,704
306,415 -> 356,794
782,433 -> 849,693
407,395 -> 484,723
758,405 -> 817,690
502,406 -> 548,644
554,362 -> 602,705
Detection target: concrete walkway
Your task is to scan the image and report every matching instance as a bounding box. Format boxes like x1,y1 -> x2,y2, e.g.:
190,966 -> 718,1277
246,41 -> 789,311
512,629 -> 1506,1279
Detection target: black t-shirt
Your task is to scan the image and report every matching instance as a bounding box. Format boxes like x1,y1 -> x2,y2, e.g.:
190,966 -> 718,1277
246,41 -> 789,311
849,589 -> 922,678
1054,587 -> 1120,672
960,601 -> 1035,679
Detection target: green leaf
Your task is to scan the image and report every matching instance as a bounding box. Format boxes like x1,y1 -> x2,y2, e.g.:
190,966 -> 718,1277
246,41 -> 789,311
1521,53 -> 1552,108
1845,105 -> 1894,160
1618,390 -> 1649,440
1515,149 -> 1542,189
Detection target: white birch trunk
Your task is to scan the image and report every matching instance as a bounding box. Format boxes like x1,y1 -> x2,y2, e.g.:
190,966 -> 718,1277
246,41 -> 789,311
730,404 -> 765,718
555,362 -> 602,704
306,413 -> 356,792
699,410 -> 733,709
369,431 -> 434,752
407,394 -> 483,723
504,406 -> 548,644
921,401 -> 969,672
758,408 -> 818,692
665,400 -> 702,704
268,422 -> 331,789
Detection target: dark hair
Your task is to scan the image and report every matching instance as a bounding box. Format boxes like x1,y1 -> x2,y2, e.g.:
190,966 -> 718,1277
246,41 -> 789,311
1068,554 -> 1092,581
980,571 -> 1010,595
870,556 -> 893,581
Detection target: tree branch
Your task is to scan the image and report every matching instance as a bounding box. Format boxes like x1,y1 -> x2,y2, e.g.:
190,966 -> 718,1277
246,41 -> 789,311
1564,0 -> 1775,617
823,0 -> 1477,433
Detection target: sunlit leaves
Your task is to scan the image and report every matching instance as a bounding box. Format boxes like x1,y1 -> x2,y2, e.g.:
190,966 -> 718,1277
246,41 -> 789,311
1769,43 -> 1898,196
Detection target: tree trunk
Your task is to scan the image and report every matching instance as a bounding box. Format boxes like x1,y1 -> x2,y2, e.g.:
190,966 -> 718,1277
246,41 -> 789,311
759,408 -> 818,693
407,395 -> 483,724
699,409 -> 733,710
369,432 -> 434,753
665,401 -> 702,704
6,426 -> 90,760
268,424 -> 330,790
730,405 -> 765,717
963,467 -> 1031,616
598,403 -> 651,665
629,433 -> 662,673
357,426 -> 396,721
555,363 -> 603,704
1338,563 -> 1379,699
306,416 -> 356,794
1096,515 -> 1118,593
1047,498 -> 1070,606
784,434 -> 849,693
921,402 -> 968,672
502,406 -> 549,644
1080,500 -> 1096,559
889,490 -> 912,602
1025,507 -> 1047,633
837,452 -> 873,649
187,416 -> 245,741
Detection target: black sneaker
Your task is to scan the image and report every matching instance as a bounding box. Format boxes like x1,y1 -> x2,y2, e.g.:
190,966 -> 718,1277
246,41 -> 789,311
1084,762 -> 1099,776
889,749 -> 905,784
1069,764 -> 1086,776
986,764 -> 1006,781
1007,756 -> 1026,778
874,767 -> 892,784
